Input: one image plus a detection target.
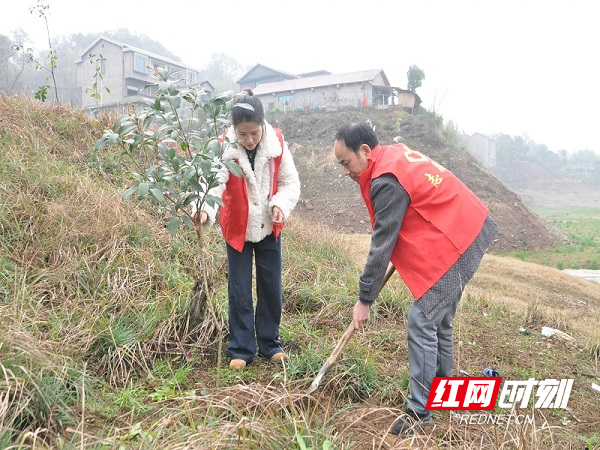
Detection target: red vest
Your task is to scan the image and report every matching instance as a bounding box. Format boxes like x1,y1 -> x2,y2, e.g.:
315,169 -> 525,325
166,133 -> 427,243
360,144 -> 489,299
220,128 -> 284,252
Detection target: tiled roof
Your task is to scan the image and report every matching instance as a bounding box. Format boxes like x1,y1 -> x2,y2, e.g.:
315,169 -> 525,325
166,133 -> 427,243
253,69 -> 388,94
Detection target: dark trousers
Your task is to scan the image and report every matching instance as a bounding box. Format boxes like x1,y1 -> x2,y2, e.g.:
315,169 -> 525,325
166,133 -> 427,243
226,233 -> 283,362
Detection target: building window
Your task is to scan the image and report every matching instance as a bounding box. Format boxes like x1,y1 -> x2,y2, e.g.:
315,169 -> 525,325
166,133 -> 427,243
187,69 -> 198,84
127,85 -> 139,96
278,94 -> 294,103
133,53 -> 148,74
127,84 -> 155,97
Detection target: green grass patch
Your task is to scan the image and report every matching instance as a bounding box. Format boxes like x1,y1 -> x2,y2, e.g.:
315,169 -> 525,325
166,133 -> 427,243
504,206 -> 600,269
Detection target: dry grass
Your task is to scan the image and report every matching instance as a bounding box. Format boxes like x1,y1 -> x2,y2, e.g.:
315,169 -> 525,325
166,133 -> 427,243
342,233 -> 600,342
471,254 -> 600,338
1,94 -> 599,449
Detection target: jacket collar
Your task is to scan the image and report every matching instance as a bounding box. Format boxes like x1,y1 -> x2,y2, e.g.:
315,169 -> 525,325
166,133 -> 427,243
224,121 -> 281,162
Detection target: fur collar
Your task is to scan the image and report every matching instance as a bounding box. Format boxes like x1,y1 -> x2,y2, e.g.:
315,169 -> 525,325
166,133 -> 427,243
223,121 -> 282,162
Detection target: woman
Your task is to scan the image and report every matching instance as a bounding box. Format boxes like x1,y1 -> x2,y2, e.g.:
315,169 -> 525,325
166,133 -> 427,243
200,89 -> 301,369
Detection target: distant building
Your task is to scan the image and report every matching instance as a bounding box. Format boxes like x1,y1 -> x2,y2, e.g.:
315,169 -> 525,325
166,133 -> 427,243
236,63 -> 300,89
75,36 -> 214,113
238,65 -> 420,112
465,133 -> 497,168
391,87 -> 421,113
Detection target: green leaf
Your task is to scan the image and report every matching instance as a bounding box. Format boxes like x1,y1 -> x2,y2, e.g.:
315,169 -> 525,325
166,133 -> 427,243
155,66 -> 169,80
174,193 -> 186,212
158,80 -> 172,91
200,160 -> 213,177
181,216 -> 194,230
138,183 -> 150,199
142,114 -> 154,131
295,434 -> 308,450
117,122 -> 137,136
166,217 -> 179,237
94,131 -> 118,150
113,114 -> 131,131
183,194 -> 200,206
172,157 -> 180,172
141,98 -> 156,108
149,188 -> 164,203
170,96 -> 181,109
123,185 -> 138,200
205,195 -> 223,208
206,139 -> 220,156
189,180 -> 204,193
223,159 -> 243,178
183,166 -> 196,181
145,165 -> 158,177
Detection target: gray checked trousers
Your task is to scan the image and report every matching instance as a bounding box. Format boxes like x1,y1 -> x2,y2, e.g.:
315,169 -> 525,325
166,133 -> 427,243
406,289 -> 462,415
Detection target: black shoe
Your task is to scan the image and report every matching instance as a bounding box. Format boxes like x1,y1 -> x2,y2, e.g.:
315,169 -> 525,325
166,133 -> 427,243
390,409 -> 432,436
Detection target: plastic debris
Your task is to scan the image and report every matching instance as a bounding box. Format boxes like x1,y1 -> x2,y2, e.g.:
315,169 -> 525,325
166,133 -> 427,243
482,368 -> 501,377
541,326 -> 575,340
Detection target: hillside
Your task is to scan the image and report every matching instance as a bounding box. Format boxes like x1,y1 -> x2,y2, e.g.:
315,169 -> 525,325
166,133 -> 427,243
1,95 -> 599,449
267,107 -> 569,253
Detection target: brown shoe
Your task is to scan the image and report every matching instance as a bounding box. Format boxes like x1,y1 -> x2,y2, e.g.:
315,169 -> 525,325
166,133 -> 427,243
229,359 -> 247,369
270,352 -> 287,363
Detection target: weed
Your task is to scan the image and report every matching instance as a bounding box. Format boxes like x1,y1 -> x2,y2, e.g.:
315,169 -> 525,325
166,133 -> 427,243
525,297 -> 545,326
586,336 -> 600,368
219,367 -> 256,385
516,250 -> 528,261
110,381 -> 150,414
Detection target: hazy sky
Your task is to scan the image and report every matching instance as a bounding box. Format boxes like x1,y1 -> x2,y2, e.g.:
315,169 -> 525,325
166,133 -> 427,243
2,0 -> 598,154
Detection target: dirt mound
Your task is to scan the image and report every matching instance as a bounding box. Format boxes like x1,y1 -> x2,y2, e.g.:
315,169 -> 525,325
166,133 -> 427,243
268,108 -> 569,253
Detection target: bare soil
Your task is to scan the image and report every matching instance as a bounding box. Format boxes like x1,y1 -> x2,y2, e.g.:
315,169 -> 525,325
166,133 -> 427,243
269,107 -> 572,254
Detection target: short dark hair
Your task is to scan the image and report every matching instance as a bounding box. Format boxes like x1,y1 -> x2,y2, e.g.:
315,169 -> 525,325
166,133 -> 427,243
231,88 -> 265,126
334,122 -> 379,153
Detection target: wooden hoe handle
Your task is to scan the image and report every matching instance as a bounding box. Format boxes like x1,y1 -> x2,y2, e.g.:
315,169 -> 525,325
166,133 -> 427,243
307,264 -> 396,394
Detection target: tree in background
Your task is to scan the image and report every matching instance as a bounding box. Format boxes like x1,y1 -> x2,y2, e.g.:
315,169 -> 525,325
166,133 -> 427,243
494,132 -> 599,180
407,64 -> 425,92
27,0 -> 59,102
199,53 -> 247,93
0,33 -> 31,92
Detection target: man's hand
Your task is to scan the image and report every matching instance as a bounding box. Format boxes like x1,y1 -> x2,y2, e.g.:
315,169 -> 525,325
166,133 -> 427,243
352,300 -> 370,330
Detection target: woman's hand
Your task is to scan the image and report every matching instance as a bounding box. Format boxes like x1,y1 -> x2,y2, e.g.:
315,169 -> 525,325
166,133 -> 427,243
272,206 -> 284,225
200,211 -> 209,224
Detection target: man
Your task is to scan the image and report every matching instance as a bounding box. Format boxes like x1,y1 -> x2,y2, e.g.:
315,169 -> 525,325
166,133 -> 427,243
333,122 -> 498,436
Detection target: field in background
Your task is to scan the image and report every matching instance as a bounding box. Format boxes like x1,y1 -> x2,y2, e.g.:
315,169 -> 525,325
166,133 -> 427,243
506,206 -> 600,270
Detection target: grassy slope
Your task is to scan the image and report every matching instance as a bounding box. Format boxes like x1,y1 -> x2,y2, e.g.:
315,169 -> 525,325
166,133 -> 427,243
1,95 -> 599,449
